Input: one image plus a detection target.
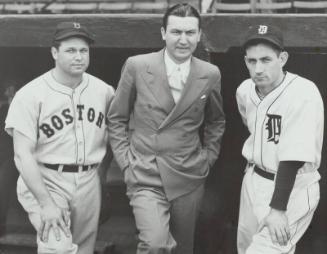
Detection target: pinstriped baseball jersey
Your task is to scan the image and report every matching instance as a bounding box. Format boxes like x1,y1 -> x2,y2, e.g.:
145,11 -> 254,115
5,70 -> 114,165
236,72 -> 324,185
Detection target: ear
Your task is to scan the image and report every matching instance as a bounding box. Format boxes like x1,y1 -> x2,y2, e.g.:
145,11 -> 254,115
244,55 -> 249,67
197,29 -> 202,42
279,51 -> 289,68
161,27 -> 166,41
51,47 -> 58,60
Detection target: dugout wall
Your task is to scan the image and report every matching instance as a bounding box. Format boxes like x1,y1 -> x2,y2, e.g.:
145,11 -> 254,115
0,14 -> 326,253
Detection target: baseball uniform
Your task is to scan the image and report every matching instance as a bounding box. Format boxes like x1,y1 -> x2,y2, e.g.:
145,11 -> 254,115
236,71 -> 324,254
5,70 -> 114,254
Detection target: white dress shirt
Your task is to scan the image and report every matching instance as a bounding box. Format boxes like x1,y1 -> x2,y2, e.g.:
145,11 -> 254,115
164,50 -> 191,103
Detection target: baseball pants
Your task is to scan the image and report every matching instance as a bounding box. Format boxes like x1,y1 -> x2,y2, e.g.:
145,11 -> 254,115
128,184 -> 204,254
237,166 -> 320,254
17,165 -> 101,254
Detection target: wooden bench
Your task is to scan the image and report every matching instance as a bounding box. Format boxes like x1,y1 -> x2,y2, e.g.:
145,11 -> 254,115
0,233 -> 115,254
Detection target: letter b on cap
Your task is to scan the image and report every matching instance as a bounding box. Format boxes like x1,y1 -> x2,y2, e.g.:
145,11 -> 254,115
258,25 -> 268,34
73,22 -> 81,29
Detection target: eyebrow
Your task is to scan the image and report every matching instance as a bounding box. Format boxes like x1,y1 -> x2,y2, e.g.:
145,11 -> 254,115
246,56 -> 272,60
170,28 -> 197,32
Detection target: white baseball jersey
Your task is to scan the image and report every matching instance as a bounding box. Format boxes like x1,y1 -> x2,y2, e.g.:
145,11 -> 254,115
236,71 -> 324,254
5,70 -> 115,165
236,72 -> 324,187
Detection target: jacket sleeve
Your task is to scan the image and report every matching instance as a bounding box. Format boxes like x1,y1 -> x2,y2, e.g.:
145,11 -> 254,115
108,58 -> 136,171
203,69 -> 225,168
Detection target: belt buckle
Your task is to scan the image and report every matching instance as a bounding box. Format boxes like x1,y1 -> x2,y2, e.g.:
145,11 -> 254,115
78,165 -> 85,172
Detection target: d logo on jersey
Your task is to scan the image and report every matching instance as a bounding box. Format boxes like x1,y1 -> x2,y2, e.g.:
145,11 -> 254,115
266,114 -> 281,144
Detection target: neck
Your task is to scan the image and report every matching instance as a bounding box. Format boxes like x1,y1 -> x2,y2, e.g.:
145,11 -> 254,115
165,49 -> 191,65
257,72 -> 286,96
52,68 -> 83,89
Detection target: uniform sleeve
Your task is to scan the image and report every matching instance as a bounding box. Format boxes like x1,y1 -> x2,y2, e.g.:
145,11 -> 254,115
236,86 -> 248,127
5,91 -> 39,143
278,94 -> 324,162
106,85 -> 115,114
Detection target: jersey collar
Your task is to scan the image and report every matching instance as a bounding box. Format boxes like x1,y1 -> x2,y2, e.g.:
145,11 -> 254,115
43,70 -> 89,96
250,72 -> 298,106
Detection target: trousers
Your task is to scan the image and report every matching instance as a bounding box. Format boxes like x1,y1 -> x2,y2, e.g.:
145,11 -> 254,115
128,184 -> 204,254
17,166 -> 101,254
237,166 -> 319,254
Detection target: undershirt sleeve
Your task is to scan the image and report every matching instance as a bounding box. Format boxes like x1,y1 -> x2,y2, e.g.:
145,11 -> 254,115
269,161 -> 305,211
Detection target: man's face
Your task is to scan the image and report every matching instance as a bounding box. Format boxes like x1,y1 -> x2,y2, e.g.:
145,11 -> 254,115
51,37 -> 90,77
161,15 -> 201,64
244,43 -> 287,91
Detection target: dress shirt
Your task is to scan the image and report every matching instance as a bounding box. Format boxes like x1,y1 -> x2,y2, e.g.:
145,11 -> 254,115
164,50 -> 191,103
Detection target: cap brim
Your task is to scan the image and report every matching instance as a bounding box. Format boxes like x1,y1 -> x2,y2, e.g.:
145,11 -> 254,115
54,31 -> 94,44
243,36 -> 283,50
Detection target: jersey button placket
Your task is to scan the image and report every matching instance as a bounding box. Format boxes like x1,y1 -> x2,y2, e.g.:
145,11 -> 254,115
74,91 -> 85,165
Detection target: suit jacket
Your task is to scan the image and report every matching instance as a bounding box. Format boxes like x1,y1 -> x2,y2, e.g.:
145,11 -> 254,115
108,49 -> 225,200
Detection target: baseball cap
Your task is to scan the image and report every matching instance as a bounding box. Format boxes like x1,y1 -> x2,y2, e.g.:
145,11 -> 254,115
53,21 -> 94,43
243,24 -> 284,50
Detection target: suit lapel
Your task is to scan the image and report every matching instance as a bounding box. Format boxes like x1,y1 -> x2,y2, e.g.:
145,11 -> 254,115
141,49 -> 175,115
159,57 -> 208,129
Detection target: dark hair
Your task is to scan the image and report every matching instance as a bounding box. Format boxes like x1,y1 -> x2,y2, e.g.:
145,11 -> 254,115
52,40 -> 61,49
244,39 -> 283,56
162,3 -> 201,30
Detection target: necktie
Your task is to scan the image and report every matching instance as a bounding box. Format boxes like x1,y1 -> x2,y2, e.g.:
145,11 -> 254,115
170,66 -> 184,103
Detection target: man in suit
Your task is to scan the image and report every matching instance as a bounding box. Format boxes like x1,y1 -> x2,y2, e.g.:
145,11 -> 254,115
108,3 -> 225,254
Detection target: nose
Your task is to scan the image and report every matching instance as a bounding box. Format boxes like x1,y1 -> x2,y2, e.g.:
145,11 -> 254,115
74,51 -> 82,60
254,62 -> 264,74
179,32 -> 187,44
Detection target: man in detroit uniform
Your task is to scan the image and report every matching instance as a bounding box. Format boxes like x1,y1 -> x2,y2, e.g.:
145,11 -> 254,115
236,24 -> 324,254
5,22 -> 114,254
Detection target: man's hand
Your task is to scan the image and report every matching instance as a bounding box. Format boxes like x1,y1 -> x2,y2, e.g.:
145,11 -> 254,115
39,202 -> 71,242
258,208 -> 290,246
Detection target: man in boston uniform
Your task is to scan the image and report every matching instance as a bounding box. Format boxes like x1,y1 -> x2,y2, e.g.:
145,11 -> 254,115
108,3 -> 225,254
5,22 -> 114,254
236,24 -> 324,254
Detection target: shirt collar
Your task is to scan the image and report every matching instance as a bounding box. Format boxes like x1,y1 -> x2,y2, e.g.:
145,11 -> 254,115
164,49 -> 191,82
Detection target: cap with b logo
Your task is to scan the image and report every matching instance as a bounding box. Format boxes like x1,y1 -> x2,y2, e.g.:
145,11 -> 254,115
243,24 -> 284,50
53,22 -> 95,43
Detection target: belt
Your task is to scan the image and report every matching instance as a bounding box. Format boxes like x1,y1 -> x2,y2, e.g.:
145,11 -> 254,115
44,163 -> 97,173
253,165 -> 275,180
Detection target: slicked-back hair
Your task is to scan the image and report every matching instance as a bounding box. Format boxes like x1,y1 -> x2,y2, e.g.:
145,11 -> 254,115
162,3 -> 201,31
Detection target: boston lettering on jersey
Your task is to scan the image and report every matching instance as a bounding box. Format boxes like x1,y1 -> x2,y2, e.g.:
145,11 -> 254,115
39,104 -> 105,138
265,114 -> 281,144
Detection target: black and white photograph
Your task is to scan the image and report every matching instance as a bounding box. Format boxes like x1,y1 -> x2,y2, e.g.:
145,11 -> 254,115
0,1 -> 326,254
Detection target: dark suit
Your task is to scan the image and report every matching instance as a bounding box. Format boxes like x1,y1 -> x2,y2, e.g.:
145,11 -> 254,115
108,49 -> 225,254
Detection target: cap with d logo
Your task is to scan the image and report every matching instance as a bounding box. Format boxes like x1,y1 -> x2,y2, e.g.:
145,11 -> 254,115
243,24 -> 284,50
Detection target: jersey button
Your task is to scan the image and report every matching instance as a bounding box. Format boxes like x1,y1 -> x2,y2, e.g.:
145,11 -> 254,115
78,141 -> 83,145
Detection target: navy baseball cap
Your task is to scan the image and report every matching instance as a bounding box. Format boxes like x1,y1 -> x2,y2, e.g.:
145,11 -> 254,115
243,24 -> 284,50
53,22 -> 94,43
